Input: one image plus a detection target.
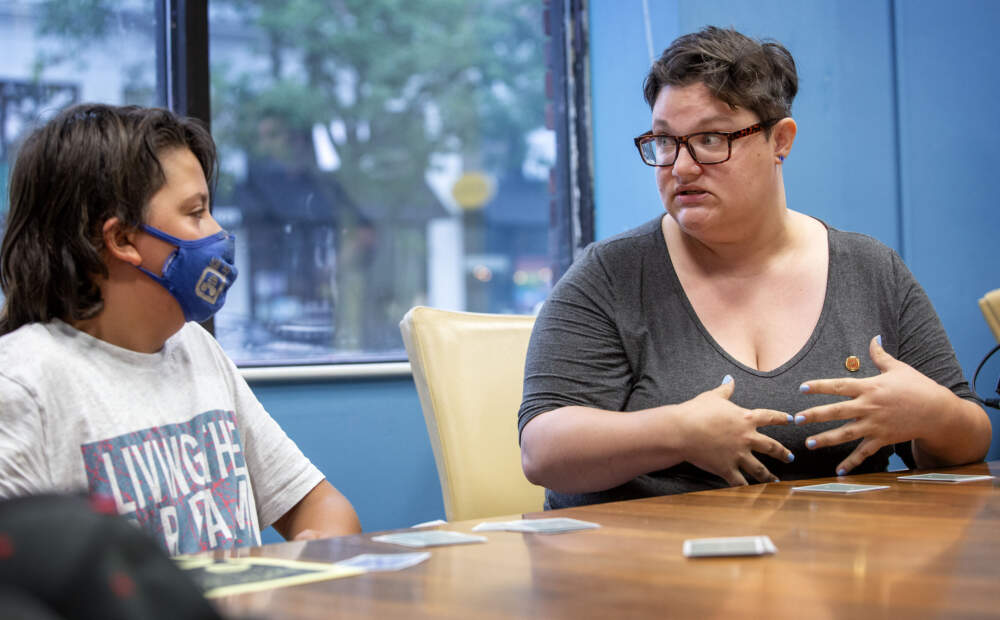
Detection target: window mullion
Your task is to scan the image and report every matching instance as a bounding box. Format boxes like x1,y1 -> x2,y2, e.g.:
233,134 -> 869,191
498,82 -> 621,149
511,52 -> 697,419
546,0 -> 595,283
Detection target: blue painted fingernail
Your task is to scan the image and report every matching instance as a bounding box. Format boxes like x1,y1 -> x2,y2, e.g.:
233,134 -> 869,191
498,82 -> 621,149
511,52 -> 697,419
875,334 -> 882,347
786,452 -> 795,463
806,438 -> 817,449
799,383 -> 810,393
786,414 -> 794,423
721,374 -> 733,385
837,468 -> 846,477
794,414 -> 806,425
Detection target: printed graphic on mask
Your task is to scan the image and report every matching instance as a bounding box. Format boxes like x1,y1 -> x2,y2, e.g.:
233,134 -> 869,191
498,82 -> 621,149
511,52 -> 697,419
80,410 -> 260,555
196,258 -> 233,305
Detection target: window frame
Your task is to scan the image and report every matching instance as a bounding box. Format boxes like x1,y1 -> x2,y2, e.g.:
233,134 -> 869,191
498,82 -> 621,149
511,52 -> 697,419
546,0 -> 595,282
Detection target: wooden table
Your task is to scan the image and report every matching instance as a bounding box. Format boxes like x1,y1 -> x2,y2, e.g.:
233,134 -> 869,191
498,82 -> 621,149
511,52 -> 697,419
213,462 -> 1000,619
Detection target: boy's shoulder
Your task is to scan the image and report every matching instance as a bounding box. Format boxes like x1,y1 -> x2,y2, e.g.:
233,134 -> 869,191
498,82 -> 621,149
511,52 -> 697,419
0,322 -> 64,363
171,321 -> 231,362
0,321 -> 230,383
0,322 -> 72,396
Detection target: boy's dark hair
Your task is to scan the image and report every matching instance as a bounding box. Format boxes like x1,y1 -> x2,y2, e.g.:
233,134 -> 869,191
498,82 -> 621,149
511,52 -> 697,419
0,104 -> 216,335
643,26 -> 798,125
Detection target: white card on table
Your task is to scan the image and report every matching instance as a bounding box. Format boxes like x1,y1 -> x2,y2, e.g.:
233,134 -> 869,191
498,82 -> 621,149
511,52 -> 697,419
792,483 -> 890,493
897,473 -> 995,483
410,519 -> 448,528
334,552 -> 431,572
683,535 -> 777,558
371,530 -> 487,548
472,517 -> 600,534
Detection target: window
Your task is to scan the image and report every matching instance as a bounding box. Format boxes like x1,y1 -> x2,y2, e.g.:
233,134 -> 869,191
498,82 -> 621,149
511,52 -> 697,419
0,0 -> 160,218
1,1 -> 561,368
208,1 -> 554,365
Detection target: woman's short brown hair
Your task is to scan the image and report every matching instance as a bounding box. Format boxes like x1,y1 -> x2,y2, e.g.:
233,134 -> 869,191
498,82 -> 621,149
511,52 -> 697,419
0,104 -> 216,335
643,26 -> 798,123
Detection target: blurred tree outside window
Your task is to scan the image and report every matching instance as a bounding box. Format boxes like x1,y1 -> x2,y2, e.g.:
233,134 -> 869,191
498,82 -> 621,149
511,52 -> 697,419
209,0 -> 553,364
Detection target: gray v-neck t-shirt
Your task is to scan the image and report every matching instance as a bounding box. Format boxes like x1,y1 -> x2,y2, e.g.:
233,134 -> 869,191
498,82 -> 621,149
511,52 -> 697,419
518,217 -> 975,510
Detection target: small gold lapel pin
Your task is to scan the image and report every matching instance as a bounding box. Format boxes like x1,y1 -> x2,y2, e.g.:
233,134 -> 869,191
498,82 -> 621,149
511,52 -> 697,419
845,355 -> 861,372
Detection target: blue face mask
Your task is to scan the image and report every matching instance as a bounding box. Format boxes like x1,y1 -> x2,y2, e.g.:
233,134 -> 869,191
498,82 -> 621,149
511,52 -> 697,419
136,224 -> 239,323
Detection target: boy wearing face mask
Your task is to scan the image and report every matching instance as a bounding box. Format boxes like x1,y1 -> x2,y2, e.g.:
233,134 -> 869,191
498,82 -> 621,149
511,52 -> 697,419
0,104 -> 361,554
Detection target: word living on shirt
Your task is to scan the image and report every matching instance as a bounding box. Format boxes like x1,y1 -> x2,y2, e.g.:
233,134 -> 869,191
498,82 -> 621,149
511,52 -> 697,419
80,410 -> 260,555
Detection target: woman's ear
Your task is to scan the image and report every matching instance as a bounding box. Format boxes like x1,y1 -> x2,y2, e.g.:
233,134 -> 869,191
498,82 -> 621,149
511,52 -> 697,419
773,117 -> 797,162
102,217 -> 143,267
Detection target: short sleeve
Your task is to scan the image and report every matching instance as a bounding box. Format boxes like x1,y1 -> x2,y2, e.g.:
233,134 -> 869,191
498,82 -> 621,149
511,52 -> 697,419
518,244 -> 635,438
0,375 -> 51,498
890,251 -> 974,401
889,250 -> 977,469
231,374 -> 324,529
197,332 -> 324,530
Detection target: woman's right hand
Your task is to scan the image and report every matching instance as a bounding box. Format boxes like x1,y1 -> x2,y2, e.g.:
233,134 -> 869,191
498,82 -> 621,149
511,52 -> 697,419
674,376 -> 794,486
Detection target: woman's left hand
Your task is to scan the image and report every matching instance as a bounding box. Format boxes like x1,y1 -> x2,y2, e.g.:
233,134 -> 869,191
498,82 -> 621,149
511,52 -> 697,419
794,335 -> 957,475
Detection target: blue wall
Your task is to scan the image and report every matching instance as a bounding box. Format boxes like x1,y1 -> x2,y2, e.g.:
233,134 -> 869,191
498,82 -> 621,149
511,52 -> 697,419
253,1 -> 1000,538
590,0 -> 1000,457
250,376 -> 442,540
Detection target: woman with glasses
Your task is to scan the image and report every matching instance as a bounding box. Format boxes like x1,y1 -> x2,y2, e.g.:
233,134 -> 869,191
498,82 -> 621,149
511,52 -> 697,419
518,26 -> 990,510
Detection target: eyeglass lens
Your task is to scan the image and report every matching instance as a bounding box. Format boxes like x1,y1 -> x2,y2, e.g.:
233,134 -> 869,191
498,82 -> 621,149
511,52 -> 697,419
640,133 -> 730,166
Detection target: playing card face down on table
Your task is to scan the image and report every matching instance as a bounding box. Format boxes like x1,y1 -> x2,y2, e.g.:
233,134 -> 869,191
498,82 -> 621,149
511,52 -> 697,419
472,518 -> 600,534
682,535 -> 777,558
371,530 -> 488,548
791,483 -> 890,494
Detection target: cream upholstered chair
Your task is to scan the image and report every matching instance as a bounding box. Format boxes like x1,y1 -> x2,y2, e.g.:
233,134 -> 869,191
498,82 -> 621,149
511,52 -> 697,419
400,306 -> 545,521
979,289 -> 1000,344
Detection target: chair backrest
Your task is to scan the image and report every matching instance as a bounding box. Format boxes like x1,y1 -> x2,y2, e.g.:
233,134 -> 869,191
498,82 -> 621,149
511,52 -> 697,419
979,289 -> 1000,344
400,306 -> 545,521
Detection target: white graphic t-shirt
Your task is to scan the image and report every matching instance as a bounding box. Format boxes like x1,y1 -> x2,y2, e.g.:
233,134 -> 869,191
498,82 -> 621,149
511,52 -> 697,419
0,321 -> 323,555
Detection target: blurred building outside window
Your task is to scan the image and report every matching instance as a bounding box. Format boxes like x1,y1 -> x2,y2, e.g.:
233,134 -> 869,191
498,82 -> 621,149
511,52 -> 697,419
0,0 -> 159,220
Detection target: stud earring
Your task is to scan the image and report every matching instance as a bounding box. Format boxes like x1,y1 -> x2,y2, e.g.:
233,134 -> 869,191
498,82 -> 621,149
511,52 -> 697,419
778,154 -> 785,162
